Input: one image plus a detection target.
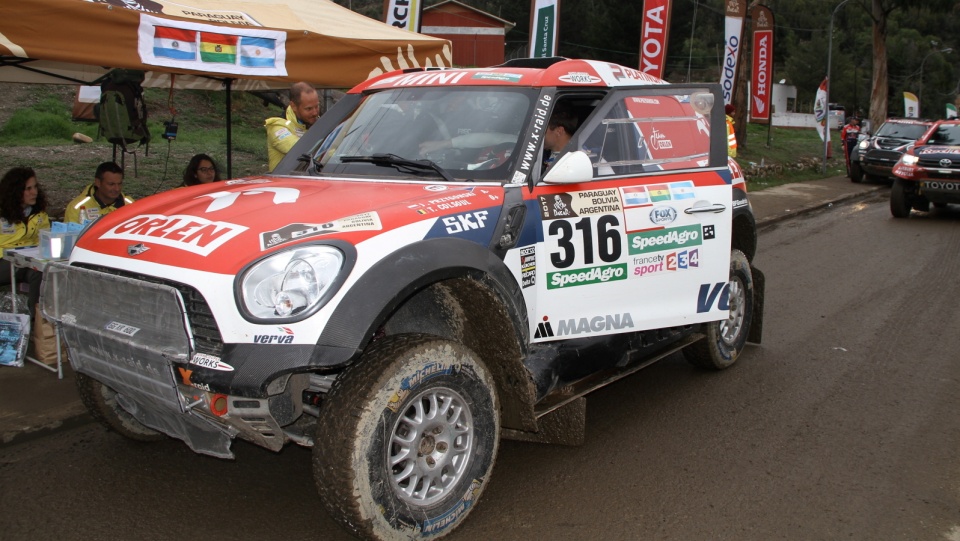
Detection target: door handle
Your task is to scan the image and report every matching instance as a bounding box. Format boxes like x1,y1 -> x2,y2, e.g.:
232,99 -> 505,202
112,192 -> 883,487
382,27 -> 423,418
684,203 -> 726,214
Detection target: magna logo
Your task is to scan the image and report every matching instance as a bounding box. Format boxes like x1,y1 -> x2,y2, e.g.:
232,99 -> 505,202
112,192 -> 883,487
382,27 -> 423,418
101,214 -> 247,256
556,313 -> 635,336
254,327 -> 295,344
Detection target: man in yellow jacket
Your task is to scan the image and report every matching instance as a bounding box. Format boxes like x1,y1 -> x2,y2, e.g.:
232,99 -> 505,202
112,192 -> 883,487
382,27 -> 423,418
265,82 -> 321,172
725,104 -> 738,158
65,162 -> 135,224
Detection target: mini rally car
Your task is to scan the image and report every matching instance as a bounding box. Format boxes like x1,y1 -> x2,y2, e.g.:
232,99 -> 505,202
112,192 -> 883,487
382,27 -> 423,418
44,58 -> 764,541
891,119 -> 960,217
850,117 -> 933,183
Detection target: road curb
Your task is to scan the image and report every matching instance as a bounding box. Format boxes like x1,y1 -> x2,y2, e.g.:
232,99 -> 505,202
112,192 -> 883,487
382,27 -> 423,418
755,185 -> 886,229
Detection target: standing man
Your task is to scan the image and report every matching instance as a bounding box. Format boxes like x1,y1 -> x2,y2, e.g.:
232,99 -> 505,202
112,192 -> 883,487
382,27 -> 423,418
65,161 -> 134,223
840,116 -> 861,172
265,82 -> 320,171
725,104 -> 738,158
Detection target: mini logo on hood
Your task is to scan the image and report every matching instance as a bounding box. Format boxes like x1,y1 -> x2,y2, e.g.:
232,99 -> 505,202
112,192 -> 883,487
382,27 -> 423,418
128,243 -> 149,256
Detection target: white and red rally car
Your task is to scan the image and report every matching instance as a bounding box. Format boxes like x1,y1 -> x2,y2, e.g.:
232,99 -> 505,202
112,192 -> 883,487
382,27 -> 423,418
44,58 -> 764,541
891,119 -> 960,217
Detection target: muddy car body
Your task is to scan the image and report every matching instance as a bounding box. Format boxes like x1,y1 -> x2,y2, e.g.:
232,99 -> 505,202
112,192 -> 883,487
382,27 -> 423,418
44,58 -> 764,540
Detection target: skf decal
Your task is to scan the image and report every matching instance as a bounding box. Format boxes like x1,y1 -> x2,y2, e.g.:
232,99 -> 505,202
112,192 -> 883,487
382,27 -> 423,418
386,362 -> 460,413
101,214 -> 247,256
442,210 -> 489,234
189,353 -> 234,372
556,313 -> 635,336
253,327 -> 295,344
260,212 -> 382,250
697,282 -> 730,313
425,208 -> 499,243
520,245 -> 536,288
534,316 -> 554,338
199,187 -> 300,212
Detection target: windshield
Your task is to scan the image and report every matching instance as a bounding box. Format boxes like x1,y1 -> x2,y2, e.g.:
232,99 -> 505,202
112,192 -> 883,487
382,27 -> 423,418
876,122 -> 929,140
927,124 -> 960,145
311,87 -> 536,181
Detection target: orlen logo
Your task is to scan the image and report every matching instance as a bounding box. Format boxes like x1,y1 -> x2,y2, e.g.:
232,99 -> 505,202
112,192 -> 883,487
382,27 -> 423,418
101,214 -> 248,256
254,327 -> 294,344
189,353 -> 234,372
649,205 -> 677,225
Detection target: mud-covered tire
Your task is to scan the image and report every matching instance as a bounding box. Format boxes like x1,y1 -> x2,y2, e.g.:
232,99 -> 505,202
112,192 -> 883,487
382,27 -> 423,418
890,178 -> 911,218
314,334 -> 500,541
849,161 -> 863,183
685,249 -> 753,370
75,372 -> 165,442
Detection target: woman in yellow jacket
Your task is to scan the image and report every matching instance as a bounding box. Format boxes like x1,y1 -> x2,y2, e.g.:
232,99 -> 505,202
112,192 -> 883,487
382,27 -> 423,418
0,167 -> 50,316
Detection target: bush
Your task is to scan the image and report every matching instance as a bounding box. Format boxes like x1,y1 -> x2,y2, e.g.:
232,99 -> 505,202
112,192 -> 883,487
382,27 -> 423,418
0,109 -> 74,143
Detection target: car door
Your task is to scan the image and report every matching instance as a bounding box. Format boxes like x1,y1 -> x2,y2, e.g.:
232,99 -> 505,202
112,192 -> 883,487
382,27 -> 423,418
528,86 -> 733,341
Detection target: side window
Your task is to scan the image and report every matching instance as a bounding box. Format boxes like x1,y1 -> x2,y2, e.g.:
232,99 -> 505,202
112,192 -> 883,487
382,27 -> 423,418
578,90 -> 714,178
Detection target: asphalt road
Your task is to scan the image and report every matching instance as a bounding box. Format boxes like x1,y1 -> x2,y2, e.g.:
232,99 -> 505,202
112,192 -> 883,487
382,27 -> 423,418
2,193 -> 960,541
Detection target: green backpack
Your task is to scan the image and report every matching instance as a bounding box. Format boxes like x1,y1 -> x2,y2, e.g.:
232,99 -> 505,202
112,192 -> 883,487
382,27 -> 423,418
99,69 -> 150,152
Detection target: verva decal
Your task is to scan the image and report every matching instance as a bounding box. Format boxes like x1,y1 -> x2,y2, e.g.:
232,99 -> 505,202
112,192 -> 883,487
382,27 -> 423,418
101,214 -> 248,257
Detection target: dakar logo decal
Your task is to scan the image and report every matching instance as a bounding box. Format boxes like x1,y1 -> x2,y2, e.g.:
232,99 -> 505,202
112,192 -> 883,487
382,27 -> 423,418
101,214 -> 248,256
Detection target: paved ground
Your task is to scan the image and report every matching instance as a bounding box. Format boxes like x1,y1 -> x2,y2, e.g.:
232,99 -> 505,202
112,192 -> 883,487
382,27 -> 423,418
0,175 -> 887,447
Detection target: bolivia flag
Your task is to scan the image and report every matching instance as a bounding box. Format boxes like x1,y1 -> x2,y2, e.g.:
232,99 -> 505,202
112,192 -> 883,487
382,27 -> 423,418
154,27 -> 197,61
670,181 -> 696,199
239,36 -> 277,68
200,32 -> 238,64
647,184 -> 671,202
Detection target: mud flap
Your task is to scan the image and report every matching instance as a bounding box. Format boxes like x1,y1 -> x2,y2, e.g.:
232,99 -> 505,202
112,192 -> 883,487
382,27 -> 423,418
501,397 -> 585,446
747,264 -> 764,344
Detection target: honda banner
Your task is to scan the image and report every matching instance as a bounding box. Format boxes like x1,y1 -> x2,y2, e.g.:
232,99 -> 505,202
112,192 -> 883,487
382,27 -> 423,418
749,5 -> 774,124
639,0 -> 672,78
815,78 -> 829,142
720,0 -> 746,105
383,0 -> 424,32
529,0 -> 560,58
903,92 -> 919,118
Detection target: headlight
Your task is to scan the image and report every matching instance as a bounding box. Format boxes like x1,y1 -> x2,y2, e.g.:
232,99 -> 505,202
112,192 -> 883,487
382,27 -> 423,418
240,246 -> 344,320
900,154 -> 919,165
858,140 -> 870,150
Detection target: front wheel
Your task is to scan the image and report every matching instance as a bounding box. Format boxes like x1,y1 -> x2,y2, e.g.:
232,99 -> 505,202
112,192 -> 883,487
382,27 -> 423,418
75,373 -> 165,442
314,335 -> 500,541
849,161 -> 863,183
890,178 -> 912,218
685,249 -> 754,370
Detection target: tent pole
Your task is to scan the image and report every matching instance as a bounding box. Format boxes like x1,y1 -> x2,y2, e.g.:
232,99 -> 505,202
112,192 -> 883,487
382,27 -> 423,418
226,78 -> 234,179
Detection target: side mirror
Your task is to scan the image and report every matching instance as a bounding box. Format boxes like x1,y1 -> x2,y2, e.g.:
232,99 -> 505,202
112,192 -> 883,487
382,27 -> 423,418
542,151 -> 594,184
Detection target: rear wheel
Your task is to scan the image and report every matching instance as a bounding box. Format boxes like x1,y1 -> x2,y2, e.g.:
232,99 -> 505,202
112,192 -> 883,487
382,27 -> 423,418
315,335 -> 499,541
75,373 -> 165,441
685,249 -> 754,370
890,179 -> 912,218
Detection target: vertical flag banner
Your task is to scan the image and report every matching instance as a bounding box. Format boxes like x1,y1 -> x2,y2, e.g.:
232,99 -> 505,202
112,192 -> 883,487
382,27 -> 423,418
529,0 -> 560,58
721,0 -> 746,105
383,0 -> 423,33
639,0 -> 672,78
815,78 -> 829,142
749,5 -> 774,124
903,92 -> 918,118
947,104 -> 958,119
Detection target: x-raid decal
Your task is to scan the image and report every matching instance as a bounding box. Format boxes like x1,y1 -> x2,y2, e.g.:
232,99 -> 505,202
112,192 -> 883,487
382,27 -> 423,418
101,214 -> 248,256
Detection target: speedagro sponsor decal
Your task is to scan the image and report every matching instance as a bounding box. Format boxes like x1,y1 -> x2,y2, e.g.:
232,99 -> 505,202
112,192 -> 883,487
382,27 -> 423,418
102,214 -> 248,256
548,263 -> 627,289
629,224 -> 702,254
189,353 -> 234,372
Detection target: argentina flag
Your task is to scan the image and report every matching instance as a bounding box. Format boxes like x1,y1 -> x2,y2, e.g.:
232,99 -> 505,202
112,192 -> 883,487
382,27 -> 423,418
239,36 -> 277,68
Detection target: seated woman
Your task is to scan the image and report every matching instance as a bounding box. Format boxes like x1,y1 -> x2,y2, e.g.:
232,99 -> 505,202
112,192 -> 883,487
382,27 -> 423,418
181,153 -> 222,186
0,167 -> 50,316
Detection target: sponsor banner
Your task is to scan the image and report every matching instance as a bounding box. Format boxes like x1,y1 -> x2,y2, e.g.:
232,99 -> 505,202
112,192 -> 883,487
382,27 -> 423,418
639,0 -> 672,79
720,0 -> 746,105
631,248 -> 699,278
529,0 -> 560,58
536,312 -> 635,338
904,92 -> 919,119
383,0 -> 424,32
547,263 -> 628,289
749,5 -> 774,124
101,213 -> 248,256
629,224 -> 702,255
260,212 -> 382,250
520,245 -> 537,288
425,208 -> 500,244
948,104 -> 958,119
538,188 -> 622,220
138,14 -> 287,76
814,78 -> 829,142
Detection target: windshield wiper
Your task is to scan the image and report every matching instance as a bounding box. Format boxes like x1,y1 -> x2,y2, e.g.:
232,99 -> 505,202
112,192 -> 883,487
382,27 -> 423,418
339,154 -> 456,183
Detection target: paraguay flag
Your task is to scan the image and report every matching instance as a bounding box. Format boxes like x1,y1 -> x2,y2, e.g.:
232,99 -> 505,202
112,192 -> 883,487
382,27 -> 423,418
154,27 -> 197,61
200,33 -> 238,64
239,36 -> 277,68
621,186 -> 649,207
648,184 -> 671,202
670,181 -> 696,199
